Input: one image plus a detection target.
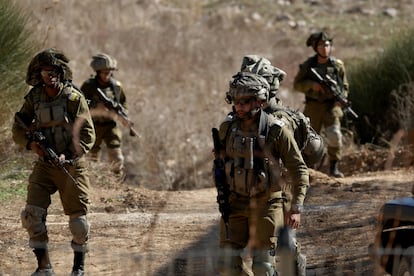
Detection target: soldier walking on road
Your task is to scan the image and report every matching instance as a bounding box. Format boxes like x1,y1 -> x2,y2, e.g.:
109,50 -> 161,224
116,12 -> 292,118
81,53 -> 129,179
214,72 -> 309,275
293,31 -> 349,177
239,55 -> 324,275
12,48 -> 95,276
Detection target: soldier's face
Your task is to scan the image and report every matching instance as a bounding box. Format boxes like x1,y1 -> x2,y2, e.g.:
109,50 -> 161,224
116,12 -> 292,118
233,97 -> 258,119
40,66 -> 60,88
98,70 -> 112,83
316,40 -> 332,58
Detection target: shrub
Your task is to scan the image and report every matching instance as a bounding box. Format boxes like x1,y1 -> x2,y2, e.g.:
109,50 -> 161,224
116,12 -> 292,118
348,27 -> 414,145
0,0 -> 36,197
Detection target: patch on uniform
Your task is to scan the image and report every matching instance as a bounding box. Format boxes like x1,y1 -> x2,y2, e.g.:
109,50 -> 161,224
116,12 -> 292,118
68,92 -> 81,101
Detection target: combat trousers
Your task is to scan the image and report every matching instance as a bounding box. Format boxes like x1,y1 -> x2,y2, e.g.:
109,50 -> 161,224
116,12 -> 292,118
90,121 -> 124,174
217,191 -> 285,275
24,157 -> 90,248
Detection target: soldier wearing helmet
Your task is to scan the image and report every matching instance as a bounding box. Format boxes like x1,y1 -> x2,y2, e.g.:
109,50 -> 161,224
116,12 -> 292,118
214,71 -> 309,276
293,31 -> 349,178
239,54 -> 326,168
80,53 -> 128,179
12,48 -> 95,276
238,55 -> 323,275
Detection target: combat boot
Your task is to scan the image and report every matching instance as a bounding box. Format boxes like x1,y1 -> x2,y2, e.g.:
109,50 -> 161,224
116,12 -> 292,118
329,160 -> 344,178
71,251 -> 85,276
32,248 -> 55,276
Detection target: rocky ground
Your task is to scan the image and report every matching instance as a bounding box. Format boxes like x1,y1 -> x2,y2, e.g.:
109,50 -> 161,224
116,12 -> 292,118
1,146 -> 413,275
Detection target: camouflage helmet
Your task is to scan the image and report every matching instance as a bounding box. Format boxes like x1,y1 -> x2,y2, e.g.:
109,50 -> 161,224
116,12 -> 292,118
226,71 -> 270,103
26,48 -> 73,86
90,53 -> 117,71
306,31 -> 333,51
302,129 -> 326,167
240,55 -> 287,97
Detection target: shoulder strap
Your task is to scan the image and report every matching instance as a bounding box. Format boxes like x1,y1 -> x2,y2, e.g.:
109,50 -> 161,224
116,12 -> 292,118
258,110 -> 269,139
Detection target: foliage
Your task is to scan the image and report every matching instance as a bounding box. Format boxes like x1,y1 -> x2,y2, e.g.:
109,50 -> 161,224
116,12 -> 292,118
0,0 -> 35,127
0,151 -> 32,201
348,27 -> 414,145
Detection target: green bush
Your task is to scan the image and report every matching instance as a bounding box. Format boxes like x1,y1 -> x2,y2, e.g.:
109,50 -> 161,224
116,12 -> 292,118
348,28 -> 414,145
0,0 -> 36,199
0,0 -> 35,127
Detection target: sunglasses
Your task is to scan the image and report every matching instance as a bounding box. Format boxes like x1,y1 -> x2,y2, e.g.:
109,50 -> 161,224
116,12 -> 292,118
40,69 -> 59,77
233,98 -> 254,105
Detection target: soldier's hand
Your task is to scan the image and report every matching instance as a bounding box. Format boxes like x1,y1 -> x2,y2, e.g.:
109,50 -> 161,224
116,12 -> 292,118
58,153 -> 66,162
29,141 -> 45,157
286,211 -> 301,229
312,82 -> 326,95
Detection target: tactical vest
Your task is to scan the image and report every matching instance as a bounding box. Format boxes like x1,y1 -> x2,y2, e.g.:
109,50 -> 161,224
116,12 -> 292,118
85,77 -> 121,106
83,77 -> 122,123
309,55 -> 344,92
222,112 -> 282,197
31,85 -> 76,156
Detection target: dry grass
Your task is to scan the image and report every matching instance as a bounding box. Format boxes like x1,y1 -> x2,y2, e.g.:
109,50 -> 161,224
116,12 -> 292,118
9,0 -> 414,189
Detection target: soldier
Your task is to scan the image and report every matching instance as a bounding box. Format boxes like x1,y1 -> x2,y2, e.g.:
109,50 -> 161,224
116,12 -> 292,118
215,72 -> 309,275
240,54 -> 326,169
293,31 -> 349,178
12,48 -> 95,276
239,55 -> 322,275
81,53 -> 128,178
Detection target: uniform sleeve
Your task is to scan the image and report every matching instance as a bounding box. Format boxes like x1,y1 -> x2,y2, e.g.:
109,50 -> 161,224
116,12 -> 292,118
116,81 -> 128,113
12,93 -> 35,150
336,59 -> 349,98
268,124 -> 309,206
293,58 -> 318,99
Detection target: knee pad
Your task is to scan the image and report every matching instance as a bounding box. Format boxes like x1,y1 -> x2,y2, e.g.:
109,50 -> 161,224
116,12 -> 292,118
21,205 -> 47,239
69,215 -> 90,249
325,124 -> 342,147
252,249 -> 275,276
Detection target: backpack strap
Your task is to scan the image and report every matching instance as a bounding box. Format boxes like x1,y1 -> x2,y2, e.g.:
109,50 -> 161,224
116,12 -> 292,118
258,110 -> 269,140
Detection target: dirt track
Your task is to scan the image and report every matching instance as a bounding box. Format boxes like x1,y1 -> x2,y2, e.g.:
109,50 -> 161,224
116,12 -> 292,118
1,167 -> 413,275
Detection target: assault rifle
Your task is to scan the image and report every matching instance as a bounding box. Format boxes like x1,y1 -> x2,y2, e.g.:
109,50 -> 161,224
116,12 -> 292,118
212,127 -> 230,240
96,88 -> 139,137
310,68 -> 359,119
15,113 -> 78,185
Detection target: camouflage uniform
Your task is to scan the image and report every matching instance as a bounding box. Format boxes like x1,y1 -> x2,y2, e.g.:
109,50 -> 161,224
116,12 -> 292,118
12,48 -> 95,276
240,55 -> 319,275
293,32 -> 349,177
216,72 -> 309,275
80,53 -> 127,177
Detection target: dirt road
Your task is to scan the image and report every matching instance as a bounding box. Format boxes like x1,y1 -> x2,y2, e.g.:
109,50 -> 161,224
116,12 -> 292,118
1,167 -> 413,275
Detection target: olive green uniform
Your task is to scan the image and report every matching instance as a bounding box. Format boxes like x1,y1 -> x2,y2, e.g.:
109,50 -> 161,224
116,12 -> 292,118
216,110 -> 309,275
293,55 -> 349,161
12,83 -> 95,252
80,77 -> 126,174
